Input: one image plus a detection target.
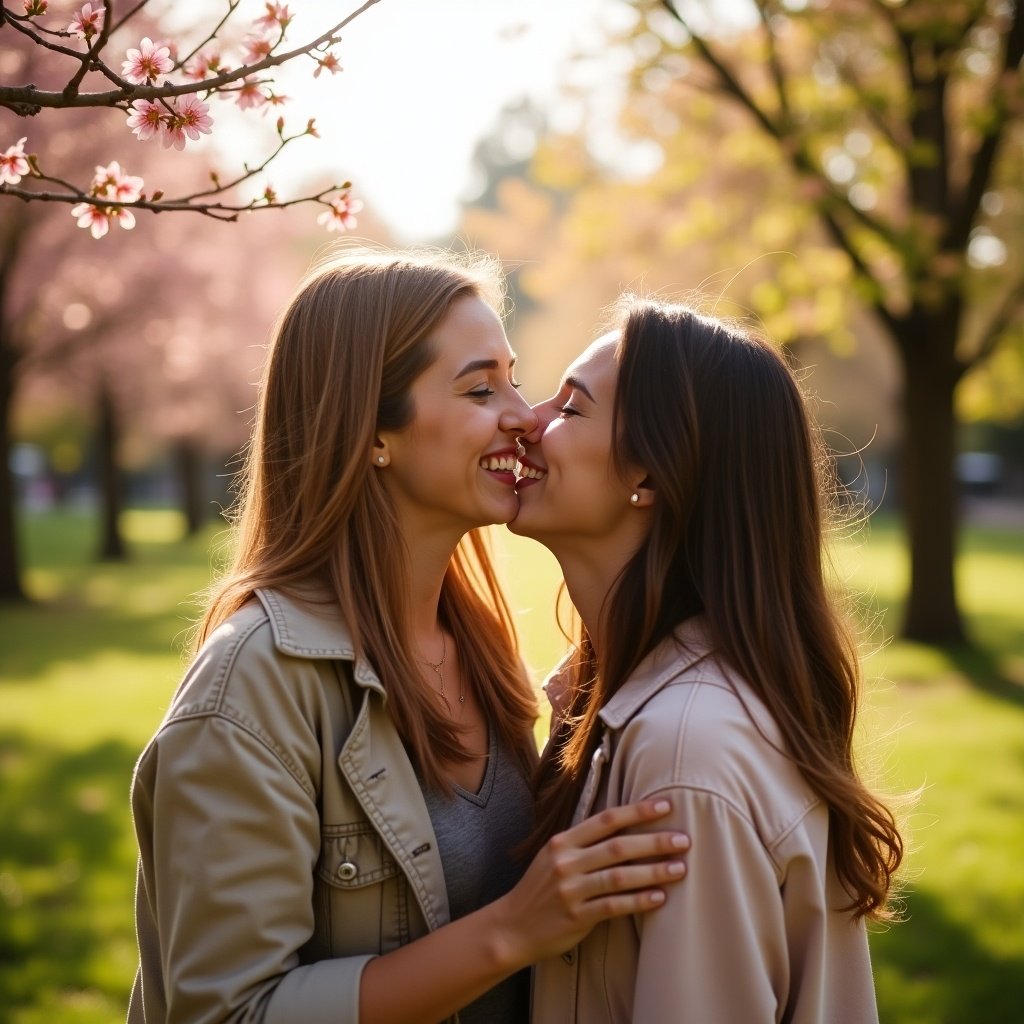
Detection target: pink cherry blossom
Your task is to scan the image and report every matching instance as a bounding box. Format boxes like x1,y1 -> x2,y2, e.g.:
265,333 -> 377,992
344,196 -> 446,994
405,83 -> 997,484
92,161 -> 144,202
242,34 -> 274,65
70,202 -> 136,238
235,77 -> 269,110
0,137 -> 30,185
183,50 -> 224,81
317,192 -> 364,232
68,2 -> 104,40
126,99 -> 164,142
122,37 -> 174,85
24,0 -> 48,15
164,95 -> 213,150
313,52 -> 343,79
254,3 -> 292,31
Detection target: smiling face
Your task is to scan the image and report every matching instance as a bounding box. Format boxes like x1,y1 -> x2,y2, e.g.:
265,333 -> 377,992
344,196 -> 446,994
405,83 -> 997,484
377,294 -> 537,543
510,332 -> 648,557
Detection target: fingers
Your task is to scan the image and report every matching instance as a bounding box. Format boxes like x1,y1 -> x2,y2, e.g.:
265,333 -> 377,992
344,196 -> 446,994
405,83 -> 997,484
578,886 -> 672,924
568,829 -> 690,875
562,799 -> 676,847
582,859 -> 687,901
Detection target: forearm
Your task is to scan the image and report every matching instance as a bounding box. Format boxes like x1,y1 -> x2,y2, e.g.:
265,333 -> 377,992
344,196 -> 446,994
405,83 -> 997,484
359,899 -> 522,1024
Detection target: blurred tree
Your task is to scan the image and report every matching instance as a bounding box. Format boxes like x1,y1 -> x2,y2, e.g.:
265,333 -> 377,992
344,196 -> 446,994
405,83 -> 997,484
506,0 -> 1022,644
643,0 -> 1024,643
0,35 -> 324,596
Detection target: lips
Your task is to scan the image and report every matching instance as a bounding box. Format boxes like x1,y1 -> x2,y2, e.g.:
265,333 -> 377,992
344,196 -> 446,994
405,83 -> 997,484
515,455 -> 546,489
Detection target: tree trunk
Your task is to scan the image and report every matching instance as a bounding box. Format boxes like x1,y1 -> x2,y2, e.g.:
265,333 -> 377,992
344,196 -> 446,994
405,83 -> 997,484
897,316 -> 967,644
174,438 -> 204,536
0,334 -> 25,601
96,379 -> 127,562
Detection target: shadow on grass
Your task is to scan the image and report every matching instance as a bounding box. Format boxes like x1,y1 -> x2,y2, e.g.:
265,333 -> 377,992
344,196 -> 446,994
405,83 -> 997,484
942,642 -> 1024,709
0,732 -> 139,1019
0,596 -> 195,681
874,885 -> 1024,1024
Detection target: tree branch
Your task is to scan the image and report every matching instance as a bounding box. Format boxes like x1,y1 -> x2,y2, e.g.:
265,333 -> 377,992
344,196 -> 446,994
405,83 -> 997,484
62,0 -> 115,100
0,180 -> 344,221
659,1 -> 902,261
0,0 -> 385,112
962,275 -> 1024,371
752,0 -> 790,127
949,1 -> 1024,251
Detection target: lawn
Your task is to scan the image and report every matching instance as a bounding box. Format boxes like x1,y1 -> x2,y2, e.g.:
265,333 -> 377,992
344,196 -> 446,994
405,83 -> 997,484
1,507 -> 1022,1024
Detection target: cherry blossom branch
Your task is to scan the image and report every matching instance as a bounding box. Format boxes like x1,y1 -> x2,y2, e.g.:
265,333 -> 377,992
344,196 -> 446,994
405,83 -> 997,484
176,1 -> 244,71
108,0 -> 153,37
0,0 -> 384,111
63,1 -> 115,100
1,1 -> 376,237
0,178 -> 346,220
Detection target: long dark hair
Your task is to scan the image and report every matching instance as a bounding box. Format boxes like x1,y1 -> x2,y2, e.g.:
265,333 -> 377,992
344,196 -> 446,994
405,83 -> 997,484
531,297 -> 903,920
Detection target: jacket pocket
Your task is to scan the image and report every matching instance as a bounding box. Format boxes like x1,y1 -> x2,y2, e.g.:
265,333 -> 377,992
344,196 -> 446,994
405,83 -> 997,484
317,822 -> 402,889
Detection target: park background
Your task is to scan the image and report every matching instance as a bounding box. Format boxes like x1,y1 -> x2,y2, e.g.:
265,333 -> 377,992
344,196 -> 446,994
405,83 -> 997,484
1,1 -> 1023,1022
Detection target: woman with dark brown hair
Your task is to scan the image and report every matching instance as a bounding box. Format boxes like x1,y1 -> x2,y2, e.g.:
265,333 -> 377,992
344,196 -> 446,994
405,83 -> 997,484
512,296 -> 904,1023
126,248 -> 689,1024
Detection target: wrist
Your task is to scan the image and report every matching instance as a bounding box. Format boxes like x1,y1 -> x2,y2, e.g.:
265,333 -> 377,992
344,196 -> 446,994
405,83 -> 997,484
478,894 -> 530,975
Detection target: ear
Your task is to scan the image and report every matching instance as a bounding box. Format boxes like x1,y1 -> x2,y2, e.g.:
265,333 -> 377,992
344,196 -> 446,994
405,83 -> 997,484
629,473 -> 655,508
372,438 -> 390,468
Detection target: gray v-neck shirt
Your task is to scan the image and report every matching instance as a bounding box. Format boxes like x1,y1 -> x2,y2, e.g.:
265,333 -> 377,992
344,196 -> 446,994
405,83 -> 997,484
422,731 -> 534,1024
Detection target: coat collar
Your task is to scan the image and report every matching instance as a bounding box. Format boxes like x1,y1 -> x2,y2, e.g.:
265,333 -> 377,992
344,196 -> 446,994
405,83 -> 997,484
597,615 -> 716,731
255,586 -> 386,696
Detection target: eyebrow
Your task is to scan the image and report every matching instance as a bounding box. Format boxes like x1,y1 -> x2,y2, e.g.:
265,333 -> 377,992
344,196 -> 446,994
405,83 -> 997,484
453,354 -> 518,381
563,374 -> 595,403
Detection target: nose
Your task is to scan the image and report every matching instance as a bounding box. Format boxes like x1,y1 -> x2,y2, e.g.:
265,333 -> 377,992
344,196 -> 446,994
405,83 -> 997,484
500,387 -> 539,437
518,399 -> 556,445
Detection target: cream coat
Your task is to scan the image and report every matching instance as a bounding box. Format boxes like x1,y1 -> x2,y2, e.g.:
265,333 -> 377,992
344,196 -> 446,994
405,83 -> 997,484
531,618 -> 880,1024
127,588 -> 457,1024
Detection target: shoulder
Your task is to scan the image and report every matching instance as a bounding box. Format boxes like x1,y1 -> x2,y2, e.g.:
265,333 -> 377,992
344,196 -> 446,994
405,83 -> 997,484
167,598 -> 285,719
138,593 -> 356,798
614,655 -> 819,847
161,589 -> 359,739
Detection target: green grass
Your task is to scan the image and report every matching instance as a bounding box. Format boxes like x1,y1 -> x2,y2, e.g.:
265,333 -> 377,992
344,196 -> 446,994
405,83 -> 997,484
1,508 -> 1022,1023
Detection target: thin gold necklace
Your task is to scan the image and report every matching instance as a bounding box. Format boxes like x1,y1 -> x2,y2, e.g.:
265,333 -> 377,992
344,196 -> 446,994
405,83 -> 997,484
418,631 -> 464,715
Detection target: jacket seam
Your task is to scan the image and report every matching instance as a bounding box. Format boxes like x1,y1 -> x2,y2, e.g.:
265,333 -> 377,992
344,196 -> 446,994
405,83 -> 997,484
633,781 -> 818,881
159,708 -> 317,800
162,613 -> 318,799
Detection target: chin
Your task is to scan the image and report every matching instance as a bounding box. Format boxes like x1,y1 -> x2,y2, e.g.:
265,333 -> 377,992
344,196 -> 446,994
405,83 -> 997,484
506,505 -> 539,538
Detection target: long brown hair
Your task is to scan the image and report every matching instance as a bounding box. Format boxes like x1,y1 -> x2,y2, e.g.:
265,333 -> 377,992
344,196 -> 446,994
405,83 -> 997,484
199,244 -> 538,789
532,297 -> 903,920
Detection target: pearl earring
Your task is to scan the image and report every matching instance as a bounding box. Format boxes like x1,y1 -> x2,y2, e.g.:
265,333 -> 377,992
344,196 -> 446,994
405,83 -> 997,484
377,456 -> 385,465
630,493 -> 639,504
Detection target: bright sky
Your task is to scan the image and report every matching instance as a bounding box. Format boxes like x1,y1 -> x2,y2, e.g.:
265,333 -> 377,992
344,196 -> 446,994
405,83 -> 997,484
262,0 -> 628,241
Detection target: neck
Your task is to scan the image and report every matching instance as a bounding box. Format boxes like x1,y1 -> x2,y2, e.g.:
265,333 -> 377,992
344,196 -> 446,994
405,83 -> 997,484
552,548 -> 633,663
404,525 -> 462,646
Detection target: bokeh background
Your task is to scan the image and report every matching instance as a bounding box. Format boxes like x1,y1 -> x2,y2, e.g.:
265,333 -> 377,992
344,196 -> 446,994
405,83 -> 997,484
2,2 -> 1022,1022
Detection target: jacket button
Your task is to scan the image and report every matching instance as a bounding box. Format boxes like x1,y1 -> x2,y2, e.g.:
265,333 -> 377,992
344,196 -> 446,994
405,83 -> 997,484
337,861 -> 358,881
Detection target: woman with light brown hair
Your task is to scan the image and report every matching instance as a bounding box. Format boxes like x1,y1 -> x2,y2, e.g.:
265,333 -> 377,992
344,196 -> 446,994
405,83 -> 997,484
126,248 -> 689,1024
512,296 -> 904,1023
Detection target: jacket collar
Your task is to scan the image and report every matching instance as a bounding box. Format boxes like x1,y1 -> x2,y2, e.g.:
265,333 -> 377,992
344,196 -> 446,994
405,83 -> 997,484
597,615 -> 715,731
255,586 -> 386,696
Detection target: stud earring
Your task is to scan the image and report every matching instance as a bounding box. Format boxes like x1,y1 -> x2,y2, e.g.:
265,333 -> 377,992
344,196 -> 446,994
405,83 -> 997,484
630,493 -> 639,505
377,456 -> 386,465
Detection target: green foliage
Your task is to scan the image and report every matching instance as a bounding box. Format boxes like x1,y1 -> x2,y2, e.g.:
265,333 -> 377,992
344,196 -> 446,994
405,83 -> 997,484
1,509 -> 1022,1023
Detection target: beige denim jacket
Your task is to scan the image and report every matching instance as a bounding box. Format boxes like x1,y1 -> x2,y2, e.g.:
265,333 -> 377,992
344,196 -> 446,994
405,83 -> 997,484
531,617 -> 880,1024
127,588 -> 453,1024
